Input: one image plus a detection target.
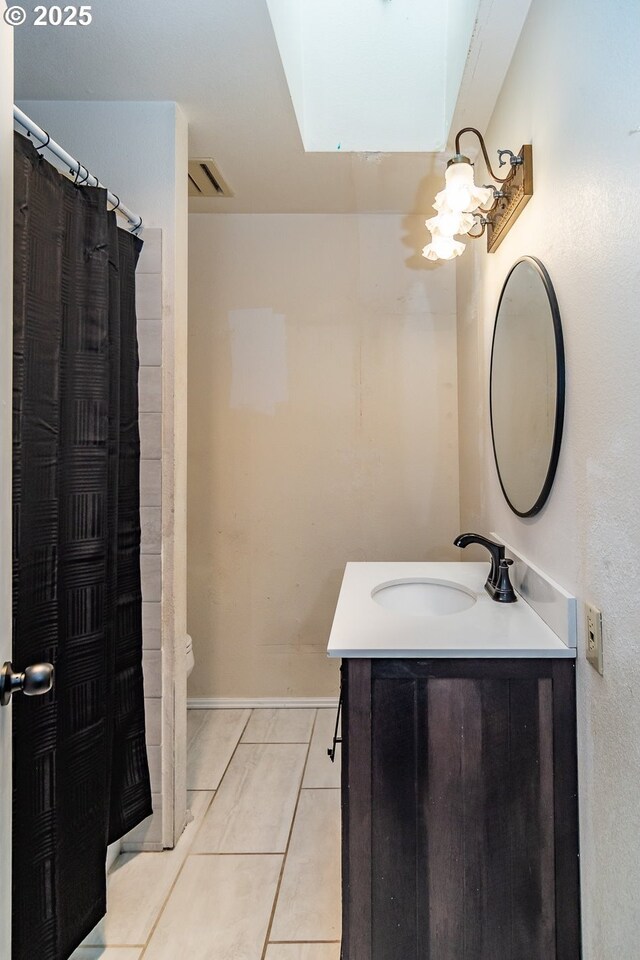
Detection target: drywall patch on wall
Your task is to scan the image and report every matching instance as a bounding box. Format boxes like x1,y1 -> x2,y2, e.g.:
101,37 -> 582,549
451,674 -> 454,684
228,308 -> 288,415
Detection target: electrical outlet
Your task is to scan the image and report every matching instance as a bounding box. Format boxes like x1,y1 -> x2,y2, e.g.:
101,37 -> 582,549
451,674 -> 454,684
586,603 -> 603,675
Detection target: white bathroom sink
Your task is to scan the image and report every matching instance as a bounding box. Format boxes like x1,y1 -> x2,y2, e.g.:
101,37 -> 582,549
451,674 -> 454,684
327,560 -> 576,659
327,561 -> 576,658
372,578 -> 477,616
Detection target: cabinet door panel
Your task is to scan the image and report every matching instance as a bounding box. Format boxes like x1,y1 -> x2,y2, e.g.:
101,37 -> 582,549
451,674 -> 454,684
423,676 -> 555,960
371,678 -> 418,960
424,678 -> 468,959
509,679 -> 556,958
424,678 -> 514,959
463,679 -> 512,960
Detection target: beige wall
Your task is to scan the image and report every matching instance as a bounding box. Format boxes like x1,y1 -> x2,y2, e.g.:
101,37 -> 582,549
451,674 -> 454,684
456,0 -> 640,953
188,214 -> 460,698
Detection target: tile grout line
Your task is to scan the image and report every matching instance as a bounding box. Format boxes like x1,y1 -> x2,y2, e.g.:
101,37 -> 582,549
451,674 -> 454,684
138,709 -> 254,958
240,744 -> 315,747
188,707 -> 254,791
259,708 -> 319,960
136,788 -> 217,959
200,707 -> 255,794
241,709 -> 317,748
301,785 -> 340,790
188,851 -> 286,857
302,709 -> 340,792
186,709 -> 208,751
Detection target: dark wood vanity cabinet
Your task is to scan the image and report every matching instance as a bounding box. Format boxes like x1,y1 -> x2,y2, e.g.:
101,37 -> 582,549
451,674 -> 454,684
340,658 -> 581,960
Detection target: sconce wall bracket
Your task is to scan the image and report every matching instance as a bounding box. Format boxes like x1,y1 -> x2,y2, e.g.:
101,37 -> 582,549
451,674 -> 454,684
486,144 -> 533,252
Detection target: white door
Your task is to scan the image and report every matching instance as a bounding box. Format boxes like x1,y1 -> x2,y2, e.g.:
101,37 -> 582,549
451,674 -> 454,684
1,14 -> 14,958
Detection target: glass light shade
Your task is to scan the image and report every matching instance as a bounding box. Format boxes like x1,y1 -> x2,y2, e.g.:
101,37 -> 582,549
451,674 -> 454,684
425,210 -> 476,238
435,161 -> 494,213
422,233 -> 466,261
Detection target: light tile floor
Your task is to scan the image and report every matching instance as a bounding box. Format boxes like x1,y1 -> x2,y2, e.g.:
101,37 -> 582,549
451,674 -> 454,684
73,708 -> 341,960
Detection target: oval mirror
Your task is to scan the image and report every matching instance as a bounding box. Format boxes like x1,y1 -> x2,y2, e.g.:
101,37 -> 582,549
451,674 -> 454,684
490,256 -> 565,517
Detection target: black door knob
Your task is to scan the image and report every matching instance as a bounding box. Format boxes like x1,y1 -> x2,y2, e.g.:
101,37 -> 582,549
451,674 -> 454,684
0,661 -> 54,706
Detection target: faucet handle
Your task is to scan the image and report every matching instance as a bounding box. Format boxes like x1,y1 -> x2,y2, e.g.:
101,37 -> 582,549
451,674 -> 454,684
487,557 -> 517,603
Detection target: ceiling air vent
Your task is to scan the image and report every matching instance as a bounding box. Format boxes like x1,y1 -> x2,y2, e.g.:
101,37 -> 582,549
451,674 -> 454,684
188,158 -> 233,198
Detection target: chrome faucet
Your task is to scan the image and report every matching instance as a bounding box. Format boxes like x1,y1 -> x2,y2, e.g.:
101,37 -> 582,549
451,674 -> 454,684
453,533 -> 517,603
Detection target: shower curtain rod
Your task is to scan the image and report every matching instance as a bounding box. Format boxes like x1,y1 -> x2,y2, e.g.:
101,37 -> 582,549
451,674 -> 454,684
13,105 -> 143,233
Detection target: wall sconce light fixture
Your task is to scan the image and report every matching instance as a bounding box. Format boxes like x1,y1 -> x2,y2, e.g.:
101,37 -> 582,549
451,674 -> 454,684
423,127 -> 533,261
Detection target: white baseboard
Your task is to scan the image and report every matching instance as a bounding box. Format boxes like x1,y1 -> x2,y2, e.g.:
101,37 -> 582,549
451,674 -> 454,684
187,696 -> 339,710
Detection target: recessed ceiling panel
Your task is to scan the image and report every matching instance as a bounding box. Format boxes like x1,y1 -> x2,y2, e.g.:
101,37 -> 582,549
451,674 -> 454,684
266,0 -> 481,153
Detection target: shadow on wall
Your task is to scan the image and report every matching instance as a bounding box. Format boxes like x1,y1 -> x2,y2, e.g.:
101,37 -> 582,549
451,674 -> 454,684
402,156 -> 448,270
291,568 -> 346,654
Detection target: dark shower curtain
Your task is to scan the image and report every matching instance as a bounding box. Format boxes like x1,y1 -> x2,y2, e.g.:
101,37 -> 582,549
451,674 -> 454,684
12,133 -> 152,960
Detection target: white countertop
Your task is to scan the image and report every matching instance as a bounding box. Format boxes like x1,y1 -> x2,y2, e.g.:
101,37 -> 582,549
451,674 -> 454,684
327,561 -> 576,659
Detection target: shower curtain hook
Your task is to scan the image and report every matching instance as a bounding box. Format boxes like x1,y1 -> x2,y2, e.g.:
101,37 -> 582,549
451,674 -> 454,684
112,194 -> 121,212
73,162 -> 89,187
131,215 -> 143,234
35,131 -> 51,156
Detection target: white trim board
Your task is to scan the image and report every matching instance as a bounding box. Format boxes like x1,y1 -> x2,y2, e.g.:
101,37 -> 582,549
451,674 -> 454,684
448,0 -> 533,150
106,840 -> 122,873
187,697 -> 340,710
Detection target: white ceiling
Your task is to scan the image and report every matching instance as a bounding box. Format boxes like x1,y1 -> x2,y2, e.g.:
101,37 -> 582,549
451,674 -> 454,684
14,0 -> 531,214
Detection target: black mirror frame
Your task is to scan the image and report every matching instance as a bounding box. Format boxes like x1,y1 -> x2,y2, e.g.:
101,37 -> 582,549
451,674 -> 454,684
490,255 -> 565,518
